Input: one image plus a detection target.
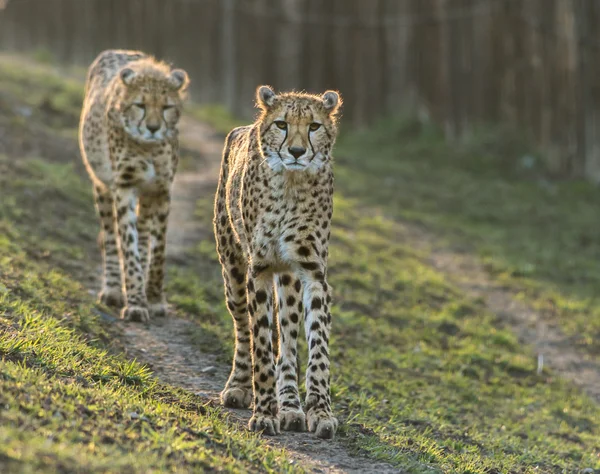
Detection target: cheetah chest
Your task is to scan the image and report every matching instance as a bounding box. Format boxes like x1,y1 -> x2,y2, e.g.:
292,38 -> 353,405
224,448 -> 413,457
135,154 -> 174,196
241,171 -> 332,266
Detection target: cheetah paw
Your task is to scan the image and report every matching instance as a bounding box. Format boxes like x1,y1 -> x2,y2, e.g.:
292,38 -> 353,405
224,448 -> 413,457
221,386 -> 252,409
307,408 -> 338,439
279,408 -> 306,432
121,305 -> 150,323
249,413 -> 280,436
149,302 -> 168,318
99,287 -> 124,309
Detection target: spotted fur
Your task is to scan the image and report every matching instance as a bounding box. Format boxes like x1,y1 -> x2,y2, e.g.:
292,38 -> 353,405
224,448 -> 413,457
79,50 -> 189,322
214,85 -> 342,439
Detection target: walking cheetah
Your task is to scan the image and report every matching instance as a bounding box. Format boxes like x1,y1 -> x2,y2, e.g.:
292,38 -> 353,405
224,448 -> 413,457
79,50 -> 189,322
214,85 -> 342,439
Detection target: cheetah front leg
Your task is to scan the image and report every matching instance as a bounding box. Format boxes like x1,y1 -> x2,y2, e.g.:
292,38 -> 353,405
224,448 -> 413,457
220,260 -> 253,408
94,185 -> 124,308
301,267 -> 338,439
275,273 -> 306,432
113,186 -> 149,322
247,266 -> 280,435
145,192 -> 170,318
136,196 -> 153,282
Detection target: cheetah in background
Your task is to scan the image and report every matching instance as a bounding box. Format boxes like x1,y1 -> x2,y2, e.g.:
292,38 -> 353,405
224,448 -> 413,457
214,85 -> 342,439
79,50 -> 189,322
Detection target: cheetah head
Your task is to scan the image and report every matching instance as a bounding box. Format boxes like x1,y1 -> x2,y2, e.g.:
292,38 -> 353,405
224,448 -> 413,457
116,59 -> 189,144
256,85 -> 342,173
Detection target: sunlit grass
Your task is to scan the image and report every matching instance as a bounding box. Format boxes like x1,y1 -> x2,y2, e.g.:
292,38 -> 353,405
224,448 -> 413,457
188,103 -> 245,135
183,118 -> 600,472
0,55 -> 301,473
335,116 -> 600,358
2,53 -> 600,473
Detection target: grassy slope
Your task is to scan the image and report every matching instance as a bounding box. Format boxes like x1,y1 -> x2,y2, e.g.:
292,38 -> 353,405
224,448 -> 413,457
2,54 -> 600,474
181,114 -> 600,472
336,119 -> 600,358
0,56 -> 298,473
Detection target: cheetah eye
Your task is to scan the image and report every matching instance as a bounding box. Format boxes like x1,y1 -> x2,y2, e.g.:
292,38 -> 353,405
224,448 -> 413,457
309,122 -> 321,131
274,121 -> 287,130
133,103 -> 145,110
163,105 -> 175,111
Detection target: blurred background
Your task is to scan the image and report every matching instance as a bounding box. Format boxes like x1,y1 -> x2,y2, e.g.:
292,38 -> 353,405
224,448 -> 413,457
3,0 -> 600,179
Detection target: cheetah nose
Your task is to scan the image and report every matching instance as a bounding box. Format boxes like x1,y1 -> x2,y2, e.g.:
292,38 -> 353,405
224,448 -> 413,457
289,146 -> 306,159
147,124 -> 160,134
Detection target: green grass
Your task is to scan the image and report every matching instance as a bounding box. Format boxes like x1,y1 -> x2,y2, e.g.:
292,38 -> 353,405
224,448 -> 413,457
181,119 -> 600,472
0,287 -> 297,473
334,117 -> 600,358
188,104 -> 245,135
3,54 -> 600,473
0,56 -> 301,473
182,195 -> 600,473
0,53 -> 83,130
326,201 -> 600,472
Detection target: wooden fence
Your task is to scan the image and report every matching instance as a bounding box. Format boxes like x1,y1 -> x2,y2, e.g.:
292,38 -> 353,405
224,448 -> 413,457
2,0 -> 600,178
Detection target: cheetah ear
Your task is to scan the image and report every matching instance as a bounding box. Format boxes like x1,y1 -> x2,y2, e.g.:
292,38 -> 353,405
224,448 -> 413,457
120,68 -> 136,86
169,69 -> 189,91
322,90 -> 341,114
256,85 -> 276,109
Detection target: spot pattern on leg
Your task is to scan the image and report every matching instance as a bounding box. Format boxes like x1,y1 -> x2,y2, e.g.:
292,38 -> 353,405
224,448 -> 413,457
247,268 -> 279,435
275,273 -> 306,432
215,188 -> 253,409
136,196 -> 153,281
220,260 -> 253,408
301,265 -> 338,439
145,193 -> 170,318
113,186 -> 149,322
94,185 -> 123,309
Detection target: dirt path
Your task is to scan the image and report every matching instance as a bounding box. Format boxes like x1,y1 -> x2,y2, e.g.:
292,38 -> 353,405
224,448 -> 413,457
400,224 -> 600,403
118,117 -> 401,474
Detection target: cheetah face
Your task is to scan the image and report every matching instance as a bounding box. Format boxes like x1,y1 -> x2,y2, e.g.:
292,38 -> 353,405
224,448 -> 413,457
118,67 -> 188,144
257,86 -> 341,173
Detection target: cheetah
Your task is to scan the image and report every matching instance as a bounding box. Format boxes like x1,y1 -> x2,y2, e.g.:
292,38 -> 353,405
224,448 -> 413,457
79,50 -> 189,322
214,85 -> 342,439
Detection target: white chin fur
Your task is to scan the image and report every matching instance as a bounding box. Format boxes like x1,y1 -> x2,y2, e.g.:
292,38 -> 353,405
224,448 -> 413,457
265,152 -> 326,173
283,163 -> 307,171
127,129 -> 165,144
265,153 -> 285,172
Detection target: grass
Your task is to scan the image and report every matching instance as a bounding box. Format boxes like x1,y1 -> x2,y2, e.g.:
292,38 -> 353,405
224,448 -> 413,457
188,104 -> 245,135
180,117 -> 600,472
0,53 -> 84,130
0,56 -> 301,473
334,117 -> 600,358
0,296 -> 297,473
325,201 -> 599,473
2,53 -> 600,473
183,193 -> 600,473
